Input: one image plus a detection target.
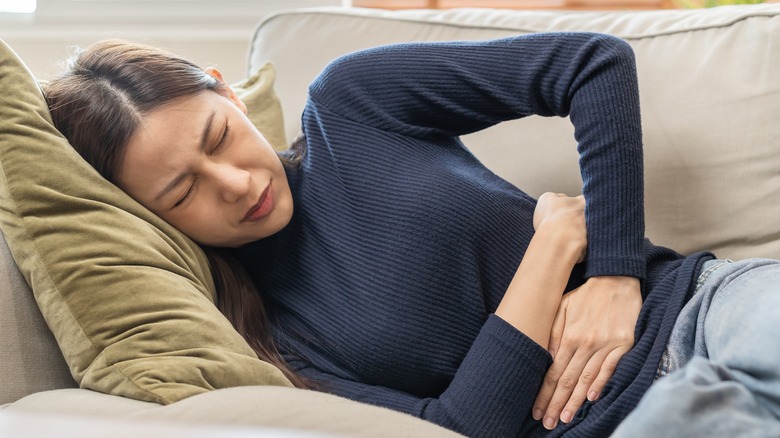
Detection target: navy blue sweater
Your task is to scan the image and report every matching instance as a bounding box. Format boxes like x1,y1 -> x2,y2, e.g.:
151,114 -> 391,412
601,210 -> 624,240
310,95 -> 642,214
235,33 -> 713,437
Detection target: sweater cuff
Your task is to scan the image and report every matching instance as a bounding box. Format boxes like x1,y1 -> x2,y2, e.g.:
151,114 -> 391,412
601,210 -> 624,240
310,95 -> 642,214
585,256 -> 645,280
438,314 -> 552,437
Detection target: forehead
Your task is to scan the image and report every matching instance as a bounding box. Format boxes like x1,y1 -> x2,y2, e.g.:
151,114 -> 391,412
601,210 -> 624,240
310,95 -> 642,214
117,91 -> 221,199
134,92 -> 214,149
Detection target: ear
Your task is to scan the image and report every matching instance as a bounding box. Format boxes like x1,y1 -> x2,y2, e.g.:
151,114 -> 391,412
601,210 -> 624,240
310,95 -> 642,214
204,67 -> 248,115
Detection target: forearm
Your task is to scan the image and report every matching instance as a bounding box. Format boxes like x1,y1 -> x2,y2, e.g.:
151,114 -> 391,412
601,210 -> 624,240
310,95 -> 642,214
496,224 -> 584,349
295,315 -> 551,438
311,33 -> 646,277
572,39 -> 645,279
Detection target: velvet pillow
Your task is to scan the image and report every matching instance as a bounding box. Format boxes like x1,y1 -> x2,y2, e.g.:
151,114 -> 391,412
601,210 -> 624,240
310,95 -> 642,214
234,62 -> 288,151
0,39 -> 292,404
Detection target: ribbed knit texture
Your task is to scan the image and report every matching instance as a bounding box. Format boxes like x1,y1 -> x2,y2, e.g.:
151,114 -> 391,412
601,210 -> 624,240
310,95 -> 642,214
234,33 -> 714,437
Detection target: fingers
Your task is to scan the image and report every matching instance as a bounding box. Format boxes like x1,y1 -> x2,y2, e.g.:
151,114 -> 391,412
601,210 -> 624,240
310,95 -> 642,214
531,277 -> 641,430
555,348 -> 629,428
532,346 -> 573,424
532,297 -> 567,420
536,346 -> 630,431
547,294 -> 567,357
587,347 -> 626,402
554,351 -> 607,426
539,348 -> 595,430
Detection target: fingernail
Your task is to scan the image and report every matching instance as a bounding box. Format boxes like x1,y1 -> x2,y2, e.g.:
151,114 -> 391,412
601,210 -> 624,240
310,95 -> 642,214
587,390 -> 599,401
561,410 -> 573,423
533,409 -> 543,420
543,417 -> 557,430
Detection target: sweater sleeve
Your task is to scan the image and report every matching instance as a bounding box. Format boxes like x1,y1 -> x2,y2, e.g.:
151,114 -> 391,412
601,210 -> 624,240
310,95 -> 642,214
292,315 -> 551,438
308,32 -> 646,279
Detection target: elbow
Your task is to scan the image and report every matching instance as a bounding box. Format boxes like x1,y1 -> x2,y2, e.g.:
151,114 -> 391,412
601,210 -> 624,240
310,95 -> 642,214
591,33 -> 637,67
568,33 -> 639,96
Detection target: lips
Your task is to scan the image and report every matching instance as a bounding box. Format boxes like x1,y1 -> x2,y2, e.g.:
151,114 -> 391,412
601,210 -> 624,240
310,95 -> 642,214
242,183 -> 274,222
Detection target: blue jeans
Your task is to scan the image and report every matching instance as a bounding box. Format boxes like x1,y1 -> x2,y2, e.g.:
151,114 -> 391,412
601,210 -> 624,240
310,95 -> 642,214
613,258 -> 780,437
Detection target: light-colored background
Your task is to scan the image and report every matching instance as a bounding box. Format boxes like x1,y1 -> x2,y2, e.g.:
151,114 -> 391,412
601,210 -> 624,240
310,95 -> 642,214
1,0 -> 348,83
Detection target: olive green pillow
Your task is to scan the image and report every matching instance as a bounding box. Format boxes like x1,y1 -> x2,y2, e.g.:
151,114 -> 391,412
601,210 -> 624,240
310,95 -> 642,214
0,39 -> 292,404
234,62 -> 288,151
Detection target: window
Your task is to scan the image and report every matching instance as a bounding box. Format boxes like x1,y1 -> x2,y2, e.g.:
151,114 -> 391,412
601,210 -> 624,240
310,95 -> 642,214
351,0 -> 675,9
0,0 -> 36,13
24,0 -> 340,22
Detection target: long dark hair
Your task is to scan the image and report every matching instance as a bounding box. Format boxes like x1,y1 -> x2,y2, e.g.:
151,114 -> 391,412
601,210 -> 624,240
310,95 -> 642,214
44,39 -> 308,388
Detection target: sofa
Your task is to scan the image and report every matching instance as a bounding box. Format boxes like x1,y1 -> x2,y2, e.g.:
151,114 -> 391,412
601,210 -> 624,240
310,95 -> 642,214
2,4 -> 779,436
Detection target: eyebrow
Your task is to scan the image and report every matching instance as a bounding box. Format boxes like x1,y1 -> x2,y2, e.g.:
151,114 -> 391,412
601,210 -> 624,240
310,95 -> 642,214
153,110 -> 217,203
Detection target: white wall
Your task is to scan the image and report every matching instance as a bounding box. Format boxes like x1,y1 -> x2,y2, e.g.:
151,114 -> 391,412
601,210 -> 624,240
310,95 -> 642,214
2,0 -> 346,82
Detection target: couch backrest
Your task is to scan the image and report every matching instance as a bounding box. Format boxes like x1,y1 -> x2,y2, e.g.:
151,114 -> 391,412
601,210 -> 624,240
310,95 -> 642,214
249,4 -> 780,261
0,229 -> 77,405
3,4 -> 779,405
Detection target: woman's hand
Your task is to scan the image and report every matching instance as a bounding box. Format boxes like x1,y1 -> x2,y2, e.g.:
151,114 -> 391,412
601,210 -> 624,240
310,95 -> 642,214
532,275 -> 642,430
533,192 -> 587,264
494,194 -> 587,353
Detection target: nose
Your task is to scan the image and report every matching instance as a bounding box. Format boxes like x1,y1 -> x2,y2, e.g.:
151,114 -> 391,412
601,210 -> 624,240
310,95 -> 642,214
209,162 -> 251,204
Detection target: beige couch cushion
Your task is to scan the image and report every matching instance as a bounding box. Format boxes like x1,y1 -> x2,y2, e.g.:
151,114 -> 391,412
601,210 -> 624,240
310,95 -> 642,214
250,4 -> 780,261
0,230 -> 76,405
0,39 -> 293,405
7,387 -> 463,437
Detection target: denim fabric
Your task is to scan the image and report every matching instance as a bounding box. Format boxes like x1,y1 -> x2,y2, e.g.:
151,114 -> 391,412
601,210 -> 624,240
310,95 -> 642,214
613,258 -> 780,437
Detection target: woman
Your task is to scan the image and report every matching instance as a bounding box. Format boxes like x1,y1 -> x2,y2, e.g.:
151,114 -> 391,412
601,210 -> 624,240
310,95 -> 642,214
44,34 -> 780,437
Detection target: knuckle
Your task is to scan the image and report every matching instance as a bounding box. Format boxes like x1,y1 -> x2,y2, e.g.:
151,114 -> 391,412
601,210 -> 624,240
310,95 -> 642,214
575,333 -> 602,350
562,333 -> 581,346
547,402 -> 565,414
538,192 -> 554,203
549,360 -> 567,375
559,375 -> 577,391
579,371 -> 597,385
602,359 -> 619,374
582,336 -> 599,350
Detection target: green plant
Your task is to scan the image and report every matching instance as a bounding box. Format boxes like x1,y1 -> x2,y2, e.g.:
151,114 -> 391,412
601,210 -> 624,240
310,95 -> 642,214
676,0 -> 764,8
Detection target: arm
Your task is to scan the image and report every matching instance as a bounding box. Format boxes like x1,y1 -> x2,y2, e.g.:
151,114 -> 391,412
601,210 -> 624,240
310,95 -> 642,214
292,315 -> 547,438
529,196 -> 642,430
309,32 -> 646,280
496,193 -> 587,349
287,208 -> 587,438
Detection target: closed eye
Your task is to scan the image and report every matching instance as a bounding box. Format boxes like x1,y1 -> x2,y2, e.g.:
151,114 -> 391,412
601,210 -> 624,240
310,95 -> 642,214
173,178 -> 197,208
210,123 -> 229,154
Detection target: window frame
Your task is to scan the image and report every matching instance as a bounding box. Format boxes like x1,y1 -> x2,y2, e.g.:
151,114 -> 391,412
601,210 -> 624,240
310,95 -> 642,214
28,0 -> 343,23
0,0 -> 36,14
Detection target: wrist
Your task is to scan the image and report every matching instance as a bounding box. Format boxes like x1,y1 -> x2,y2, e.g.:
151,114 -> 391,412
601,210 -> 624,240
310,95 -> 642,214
536,221 -> 586,265
585,276 -> 641,295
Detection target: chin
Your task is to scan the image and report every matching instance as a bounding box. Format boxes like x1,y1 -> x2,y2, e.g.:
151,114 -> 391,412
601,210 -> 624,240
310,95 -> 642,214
196,231 -> 257,249
262,207 -> 293,241
243,204 -> 294,246
271,192 -> 294,231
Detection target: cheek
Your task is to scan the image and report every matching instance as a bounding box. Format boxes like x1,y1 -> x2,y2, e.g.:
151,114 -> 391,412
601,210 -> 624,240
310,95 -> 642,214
243,125 -> 280,160
158,205 -> 215,241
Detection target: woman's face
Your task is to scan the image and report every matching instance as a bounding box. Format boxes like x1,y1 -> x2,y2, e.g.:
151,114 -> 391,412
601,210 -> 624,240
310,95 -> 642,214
116,82 -> 293,248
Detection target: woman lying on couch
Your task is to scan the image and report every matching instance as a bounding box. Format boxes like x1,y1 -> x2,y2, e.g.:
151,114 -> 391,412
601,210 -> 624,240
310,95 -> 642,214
43,34 -> 780,437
